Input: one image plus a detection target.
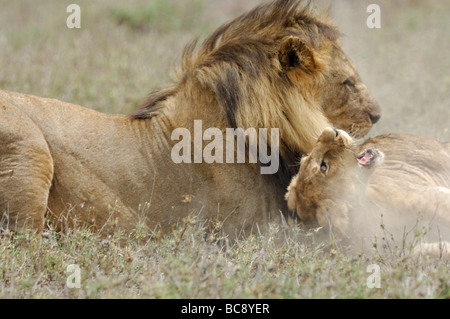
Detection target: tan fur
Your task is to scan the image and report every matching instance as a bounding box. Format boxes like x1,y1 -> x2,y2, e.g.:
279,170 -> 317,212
285,127 -> 358,233
0,0 -> 379,238
286,128 -> 450,257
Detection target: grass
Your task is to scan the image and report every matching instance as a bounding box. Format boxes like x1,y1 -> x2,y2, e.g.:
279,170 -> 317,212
0,0 -> 449,299
109,0 -> 204,32
1,221 -> 448,299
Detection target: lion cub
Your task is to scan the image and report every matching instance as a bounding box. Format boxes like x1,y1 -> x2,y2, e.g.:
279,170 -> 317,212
286,127 -> 450,256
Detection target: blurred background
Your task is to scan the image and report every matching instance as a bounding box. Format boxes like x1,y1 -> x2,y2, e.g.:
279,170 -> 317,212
0,0 -> 449,141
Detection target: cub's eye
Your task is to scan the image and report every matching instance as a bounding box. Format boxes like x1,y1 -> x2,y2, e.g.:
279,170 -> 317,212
320,161 -> 328,174
343,79 -> 355,87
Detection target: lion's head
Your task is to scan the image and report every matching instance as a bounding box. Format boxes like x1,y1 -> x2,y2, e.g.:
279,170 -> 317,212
131,0 -> 381,184
285,127 -> 383,233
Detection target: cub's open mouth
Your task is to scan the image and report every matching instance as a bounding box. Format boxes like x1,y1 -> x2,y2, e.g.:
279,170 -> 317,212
356,149 -> 377,166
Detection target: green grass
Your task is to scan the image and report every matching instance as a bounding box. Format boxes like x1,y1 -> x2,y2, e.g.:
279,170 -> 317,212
1,222 -> 448,299
0,0 -> 216,114
0,0 -> 449,299
109,0 -> 204,32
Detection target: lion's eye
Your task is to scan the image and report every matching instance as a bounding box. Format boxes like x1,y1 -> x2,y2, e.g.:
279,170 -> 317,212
343,79 -> 355,87
320,161 -> 328,174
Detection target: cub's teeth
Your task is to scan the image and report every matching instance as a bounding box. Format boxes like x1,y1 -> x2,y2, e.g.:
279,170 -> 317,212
356,149 -> 375,166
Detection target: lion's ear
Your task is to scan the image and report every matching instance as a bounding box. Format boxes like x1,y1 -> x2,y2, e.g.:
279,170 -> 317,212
278,36 -> 316,73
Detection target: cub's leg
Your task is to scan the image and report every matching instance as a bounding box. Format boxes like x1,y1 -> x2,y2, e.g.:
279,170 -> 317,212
0,98 -> 53,233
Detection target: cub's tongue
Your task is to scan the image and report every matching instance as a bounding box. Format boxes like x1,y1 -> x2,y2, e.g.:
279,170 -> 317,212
356,150 -> 375,166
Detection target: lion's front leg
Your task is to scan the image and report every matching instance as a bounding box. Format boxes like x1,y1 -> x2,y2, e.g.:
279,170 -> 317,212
0,98 -> 54,233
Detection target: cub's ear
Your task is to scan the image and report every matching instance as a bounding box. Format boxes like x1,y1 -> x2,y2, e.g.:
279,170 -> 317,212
278,36 -> 316,73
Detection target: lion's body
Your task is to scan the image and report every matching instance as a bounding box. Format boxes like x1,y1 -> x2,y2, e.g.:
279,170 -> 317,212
0,0 -> 380,237
359,135 -> 450,249
362,134 -> 450,218
286,129 -> 450,256
0,90 -> 284,236
0,90 -> 149,233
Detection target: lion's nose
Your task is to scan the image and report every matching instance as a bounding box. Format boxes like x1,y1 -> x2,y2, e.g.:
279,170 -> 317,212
369,112 -> 381,124
368,101 -> 381,124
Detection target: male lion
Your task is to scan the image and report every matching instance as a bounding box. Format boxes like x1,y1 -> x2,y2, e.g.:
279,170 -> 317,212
286,127 -> 450,256
0,0 -> 380,238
